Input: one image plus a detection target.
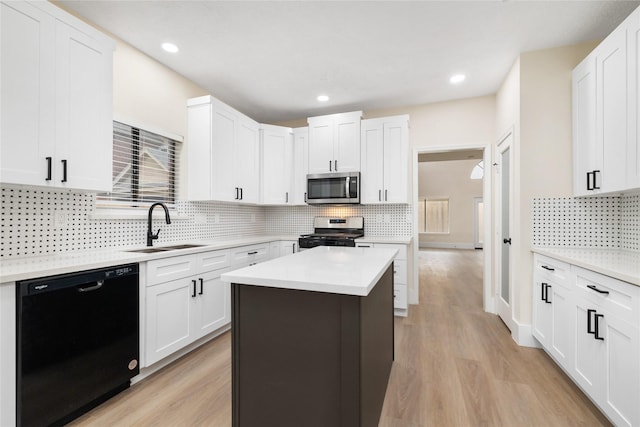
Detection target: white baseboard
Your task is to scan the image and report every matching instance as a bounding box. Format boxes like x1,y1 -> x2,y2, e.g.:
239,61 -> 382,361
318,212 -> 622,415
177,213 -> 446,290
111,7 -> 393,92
419,242 -> 475,250
511,319 -> 540,348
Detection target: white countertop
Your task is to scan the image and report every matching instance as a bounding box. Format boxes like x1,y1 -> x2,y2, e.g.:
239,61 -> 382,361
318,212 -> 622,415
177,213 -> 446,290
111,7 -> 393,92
221,246 -> 398,296
0,235 -> 299,283
531,247 -> 640,286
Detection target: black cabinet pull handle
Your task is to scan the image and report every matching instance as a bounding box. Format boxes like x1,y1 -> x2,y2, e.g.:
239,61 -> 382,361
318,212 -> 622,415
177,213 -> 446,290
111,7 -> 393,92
587,284 -> 609,295
541,265 -> 554,272
334,160 -> 337,171
235,187 -> 239,200
61,159 -> 67,183
192,279 -> 197,298
541,282 -> 547,302
240,187 -> 243,200
45,157 -> 52,181
593,170 -> 600,190
385,189 -> 388,201
199,278 -> 204,295
503,238 -> 511,244
329,160 -> 332,171
285,192 -> 289,203
292,243 -> 296,253
587,309 -> 596,335
379,189 -> 381,201
586,171 -> 593,190
247,251 -> 258,255
304,192 -> 307,202
544,283 -> 551,304
594,313 -> 604,341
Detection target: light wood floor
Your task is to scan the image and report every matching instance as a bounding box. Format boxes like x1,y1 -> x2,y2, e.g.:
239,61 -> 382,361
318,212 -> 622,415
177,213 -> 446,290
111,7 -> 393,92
70,249 -> 610,426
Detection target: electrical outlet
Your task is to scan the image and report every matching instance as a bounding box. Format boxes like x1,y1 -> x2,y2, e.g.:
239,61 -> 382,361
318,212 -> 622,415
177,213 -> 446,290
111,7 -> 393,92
54,211 -> 66,228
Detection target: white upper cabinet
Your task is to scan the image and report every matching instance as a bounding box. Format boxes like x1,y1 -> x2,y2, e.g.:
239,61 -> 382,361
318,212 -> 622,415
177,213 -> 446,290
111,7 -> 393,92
628,10 -> 640,188
291,127 -> 309,205
0,1 -> 114,192
261,124 -> 293,205
307,111 -> 362,174
573,5 -> 640,196
360,116 -> 409,204
187,95 -> 260,203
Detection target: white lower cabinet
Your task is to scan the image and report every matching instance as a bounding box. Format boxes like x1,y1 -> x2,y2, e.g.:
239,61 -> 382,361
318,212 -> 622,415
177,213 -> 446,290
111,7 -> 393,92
356,242 -> 408,315
144,251 -> 232,366
532,254 -> 640,427
279,240 -> 298,256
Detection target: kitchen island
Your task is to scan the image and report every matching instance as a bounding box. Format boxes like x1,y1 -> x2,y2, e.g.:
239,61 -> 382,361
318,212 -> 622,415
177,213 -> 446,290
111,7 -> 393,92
221,246 -> 397,427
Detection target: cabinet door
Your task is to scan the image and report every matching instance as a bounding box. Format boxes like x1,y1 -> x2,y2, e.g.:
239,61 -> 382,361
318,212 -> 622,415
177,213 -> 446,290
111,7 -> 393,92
549,283 -> 574,369
308,119 -> 334,174
292,128 -> 309,205
333,113 -> 360,172
360,121 -> 384,204
261,127 -> 292,205
532,279 -> 552,348
193,269 -> 231,340
383,120 -> 408,203
211,102 -> 237,202
187,102 -> 213,200
235,117 -> 260,203
572,55 -> 598,196
596,27 -> 628,193
573,298 -> 605,401
279,240 -> 298,255
601,314 -> 640,427
628,12 -> 640,189
0,2 -> 55,187
146,278 -> 194,366
55,20 -> 113,192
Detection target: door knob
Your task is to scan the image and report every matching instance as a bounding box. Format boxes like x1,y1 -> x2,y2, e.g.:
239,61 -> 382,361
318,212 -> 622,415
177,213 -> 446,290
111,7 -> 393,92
503,238 -> 512,244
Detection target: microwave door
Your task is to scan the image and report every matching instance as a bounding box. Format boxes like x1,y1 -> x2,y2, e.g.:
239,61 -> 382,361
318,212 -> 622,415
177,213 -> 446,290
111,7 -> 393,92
308,177 -> 346,200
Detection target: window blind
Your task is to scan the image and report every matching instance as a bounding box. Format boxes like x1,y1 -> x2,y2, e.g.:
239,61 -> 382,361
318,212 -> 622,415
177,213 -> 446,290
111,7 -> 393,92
97,121 -> 179,208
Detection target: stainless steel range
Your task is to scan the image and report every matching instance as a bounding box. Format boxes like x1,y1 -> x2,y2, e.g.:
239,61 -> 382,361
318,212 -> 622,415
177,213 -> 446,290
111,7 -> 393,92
298,216 -> 364,249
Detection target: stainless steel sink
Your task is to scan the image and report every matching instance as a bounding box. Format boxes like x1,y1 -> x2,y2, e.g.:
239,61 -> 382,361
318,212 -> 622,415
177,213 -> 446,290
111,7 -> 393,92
125,244 -> 206,254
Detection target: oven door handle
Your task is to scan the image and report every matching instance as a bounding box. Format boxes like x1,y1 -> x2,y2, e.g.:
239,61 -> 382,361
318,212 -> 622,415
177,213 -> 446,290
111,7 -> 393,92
77,280 -> 104,292
345,176 -> 350,198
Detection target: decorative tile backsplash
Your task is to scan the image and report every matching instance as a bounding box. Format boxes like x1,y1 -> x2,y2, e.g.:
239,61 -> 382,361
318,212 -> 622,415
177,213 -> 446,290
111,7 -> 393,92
533,194 -> 639,252
0,185 -> 412,259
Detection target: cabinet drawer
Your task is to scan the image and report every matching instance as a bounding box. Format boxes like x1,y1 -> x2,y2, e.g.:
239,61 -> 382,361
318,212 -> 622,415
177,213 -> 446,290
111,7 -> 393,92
575,266 -> 640,325
534,254 -> 571,286
394,284 -> 408,310
392,260 -> 407,285
230,244 -> 270,266
372,243 -> 407,260
197,250 -> 230,272
146,254 -> 198,287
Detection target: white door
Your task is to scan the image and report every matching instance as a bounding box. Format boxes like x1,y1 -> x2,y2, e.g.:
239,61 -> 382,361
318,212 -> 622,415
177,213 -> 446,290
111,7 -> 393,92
235,117 -> 260,203
628,15 -> 640,188
261,127 -> 291,204
307,119 -> 334,174
360,121 -> 384,203
211,103 -> 236,202
572,55 -> 597,196
194,269 -> 231,339
292,127 -> 309,204
187,102 -> 213,200
333,114 -> 360,172
496,132 -> 513,330
383,120 -> 408,203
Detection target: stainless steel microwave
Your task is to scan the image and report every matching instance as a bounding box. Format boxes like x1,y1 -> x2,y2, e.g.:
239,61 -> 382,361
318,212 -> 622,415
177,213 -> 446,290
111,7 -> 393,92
306,172 -> 360,205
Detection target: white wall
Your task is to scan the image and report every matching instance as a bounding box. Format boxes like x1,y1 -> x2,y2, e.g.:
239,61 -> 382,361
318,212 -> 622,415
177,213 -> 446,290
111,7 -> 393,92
418,159 -> 483,247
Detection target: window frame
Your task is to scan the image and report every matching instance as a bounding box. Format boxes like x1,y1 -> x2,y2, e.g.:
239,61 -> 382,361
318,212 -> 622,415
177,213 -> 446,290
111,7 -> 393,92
418,197 -> 450,235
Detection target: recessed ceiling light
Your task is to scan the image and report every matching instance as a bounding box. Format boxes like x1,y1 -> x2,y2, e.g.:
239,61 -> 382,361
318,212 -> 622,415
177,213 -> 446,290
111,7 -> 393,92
162,42 -> 179,53
317,95 -> 330,102
449,74 -> 466,84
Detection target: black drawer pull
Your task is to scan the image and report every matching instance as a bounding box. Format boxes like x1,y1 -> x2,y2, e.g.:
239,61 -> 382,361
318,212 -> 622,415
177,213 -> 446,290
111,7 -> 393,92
542,283 -> 551,304
247,251 -> 258,255
587,284 -> 609,295
61,159 -> 67,183
191,279 -> 197,298
541,265 -> 555,272
45,157 -> 52,181
199,278 -> 204,295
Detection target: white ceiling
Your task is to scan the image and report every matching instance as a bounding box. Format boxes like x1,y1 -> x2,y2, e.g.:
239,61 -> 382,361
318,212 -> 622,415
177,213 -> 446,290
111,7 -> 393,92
59,1 -> 640,124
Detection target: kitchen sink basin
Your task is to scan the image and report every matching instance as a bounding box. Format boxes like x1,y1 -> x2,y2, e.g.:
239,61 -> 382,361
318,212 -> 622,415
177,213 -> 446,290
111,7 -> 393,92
125,244 -> 207,254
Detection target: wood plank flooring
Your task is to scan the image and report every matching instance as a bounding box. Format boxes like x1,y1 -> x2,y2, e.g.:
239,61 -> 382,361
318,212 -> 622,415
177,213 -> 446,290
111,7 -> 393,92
70,249 -> 610,426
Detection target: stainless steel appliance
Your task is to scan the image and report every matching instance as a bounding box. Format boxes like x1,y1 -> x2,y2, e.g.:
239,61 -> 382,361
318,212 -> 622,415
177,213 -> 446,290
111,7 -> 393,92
16,264 -> 139,427
298,216 -> 364,249
306,172 -> 360,205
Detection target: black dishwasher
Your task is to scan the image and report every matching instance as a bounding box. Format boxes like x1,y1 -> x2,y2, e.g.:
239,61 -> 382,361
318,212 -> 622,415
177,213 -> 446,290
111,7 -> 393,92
16,264 -> 139,427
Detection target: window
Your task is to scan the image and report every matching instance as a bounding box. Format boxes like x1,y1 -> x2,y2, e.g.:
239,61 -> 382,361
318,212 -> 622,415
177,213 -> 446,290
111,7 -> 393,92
418,198 -> 450,234
97,121 -> 180,208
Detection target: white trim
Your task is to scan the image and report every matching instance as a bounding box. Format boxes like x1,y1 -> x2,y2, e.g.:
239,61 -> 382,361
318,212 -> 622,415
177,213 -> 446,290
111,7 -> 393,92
473,196 -> 484,249
113,114 -> 184,143
419,242 -> 475,249
511,318 -> 540,348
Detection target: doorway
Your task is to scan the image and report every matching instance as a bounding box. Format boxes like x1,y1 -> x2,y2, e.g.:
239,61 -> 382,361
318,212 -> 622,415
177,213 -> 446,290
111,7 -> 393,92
412,144 -> 493,312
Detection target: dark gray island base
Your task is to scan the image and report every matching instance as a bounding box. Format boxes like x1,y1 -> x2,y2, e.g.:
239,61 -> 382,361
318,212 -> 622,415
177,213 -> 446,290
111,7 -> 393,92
231,265 -> 394,427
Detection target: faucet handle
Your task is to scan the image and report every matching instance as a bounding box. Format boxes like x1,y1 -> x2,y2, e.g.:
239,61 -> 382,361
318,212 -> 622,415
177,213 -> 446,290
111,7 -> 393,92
154,229 -> 161,239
